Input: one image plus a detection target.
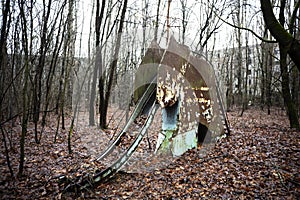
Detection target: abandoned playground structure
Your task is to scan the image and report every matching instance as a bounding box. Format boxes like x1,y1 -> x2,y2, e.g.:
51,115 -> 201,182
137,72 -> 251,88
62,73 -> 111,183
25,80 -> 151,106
64,36 -> 230,191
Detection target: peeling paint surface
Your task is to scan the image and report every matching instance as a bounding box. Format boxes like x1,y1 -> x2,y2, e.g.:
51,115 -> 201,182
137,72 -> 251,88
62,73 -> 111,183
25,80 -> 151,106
171,130 -> 197,156
154,36 -> 226,156
155,130 -> 173,155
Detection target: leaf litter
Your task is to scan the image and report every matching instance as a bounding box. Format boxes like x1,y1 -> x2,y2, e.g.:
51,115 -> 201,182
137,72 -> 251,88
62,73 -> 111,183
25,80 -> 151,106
0,106 -> 299,199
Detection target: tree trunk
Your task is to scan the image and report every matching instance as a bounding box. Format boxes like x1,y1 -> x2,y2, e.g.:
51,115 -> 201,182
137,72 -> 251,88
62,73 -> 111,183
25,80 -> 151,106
260,43 -> 265,110
66,0 -> 76,154
33,0 -> 52,144
278,0 -> 300,129
266,43 -> 273,115
241,30 -> 249,115
0,0 -> 11,122
235,0 -> 243,107
55,3 -> 75,139
18,0 -> 31,176
166,0 -> 171,44
141,0 -> 149,58
89,55 -> 98,126
228,52 -> 233,109
260,0 -> 300,71
99,0 -> 128,128
180,0 -> 187,45
291,65 -> 299,115
154,0 -> 161,42
90,0 -> 105,126
41,8 -> 66,134
279,44 -> 300,129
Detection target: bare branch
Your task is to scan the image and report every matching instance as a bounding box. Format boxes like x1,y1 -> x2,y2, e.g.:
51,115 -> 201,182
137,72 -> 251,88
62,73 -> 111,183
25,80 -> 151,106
212,5 -> 277,44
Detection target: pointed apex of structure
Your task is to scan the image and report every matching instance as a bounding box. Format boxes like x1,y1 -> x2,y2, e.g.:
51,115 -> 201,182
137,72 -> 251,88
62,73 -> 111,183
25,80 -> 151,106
149,39 -> 160,49
167,35 -> 190,59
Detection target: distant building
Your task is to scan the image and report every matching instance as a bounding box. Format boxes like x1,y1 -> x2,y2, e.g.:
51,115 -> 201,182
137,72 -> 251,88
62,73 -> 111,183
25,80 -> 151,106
208,43 -> 282,107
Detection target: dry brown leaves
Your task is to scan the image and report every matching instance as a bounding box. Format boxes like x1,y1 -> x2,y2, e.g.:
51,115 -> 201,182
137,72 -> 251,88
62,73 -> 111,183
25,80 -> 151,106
0,106 -> 299,199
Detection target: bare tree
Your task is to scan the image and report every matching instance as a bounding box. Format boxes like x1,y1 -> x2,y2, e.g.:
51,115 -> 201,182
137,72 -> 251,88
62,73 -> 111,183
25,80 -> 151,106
278,0 -> 299,129
154,0 -> 161,42
260,0 -> 300,71
55,0 -> 77,141
99,0 -> 128,128
65,0 -> 77,154
195,0 -> 224,55
96,0 -> 122,128
41,2 -> 67,137
0,0 -> 14,178
257,0 -> 299,129
89,0 -> 105,126
141,0 -> 150,57
18,0 -> 32,176
179,0 -> 188,44
0,0 -> 11,122
32,0 -> 53,144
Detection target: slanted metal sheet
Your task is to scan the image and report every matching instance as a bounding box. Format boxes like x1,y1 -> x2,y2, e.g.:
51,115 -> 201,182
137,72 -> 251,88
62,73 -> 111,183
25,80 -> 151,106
134,41 -> 163,103
156,36 -> 225,156
157,36 -> 224,134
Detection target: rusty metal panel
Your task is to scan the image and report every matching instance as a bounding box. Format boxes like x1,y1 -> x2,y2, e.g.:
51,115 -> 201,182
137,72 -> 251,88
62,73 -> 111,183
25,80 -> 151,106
156,36 -> 223,132
155,36 -> 225,156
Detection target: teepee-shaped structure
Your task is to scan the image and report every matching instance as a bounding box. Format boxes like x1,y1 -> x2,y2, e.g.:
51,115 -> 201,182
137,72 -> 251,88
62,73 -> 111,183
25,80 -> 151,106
66,36 -> 230,191
136,36 -> 228,156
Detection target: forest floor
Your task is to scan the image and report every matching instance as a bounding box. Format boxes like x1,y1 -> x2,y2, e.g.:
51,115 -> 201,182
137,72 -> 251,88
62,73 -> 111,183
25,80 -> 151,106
0,106 -> 299,199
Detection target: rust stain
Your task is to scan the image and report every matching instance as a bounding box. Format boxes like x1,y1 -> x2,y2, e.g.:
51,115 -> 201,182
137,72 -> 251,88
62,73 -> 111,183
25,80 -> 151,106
156,36 -> 224,135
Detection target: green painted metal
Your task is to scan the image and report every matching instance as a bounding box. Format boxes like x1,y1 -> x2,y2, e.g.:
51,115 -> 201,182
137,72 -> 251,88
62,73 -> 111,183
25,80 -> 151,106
171,129 -> 197,156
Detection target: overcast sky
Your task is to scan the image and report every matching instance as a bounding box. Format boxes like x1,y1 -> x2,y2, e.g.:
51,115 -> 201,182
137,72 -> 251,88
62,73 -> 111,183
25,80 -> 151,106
75,0 -> 262,58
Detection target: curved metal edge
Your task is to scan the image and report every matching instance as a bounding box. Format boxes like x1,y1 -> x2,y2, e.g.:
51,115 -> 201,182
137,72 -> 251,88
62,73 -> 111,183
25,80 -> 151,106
95,77 -> 157,161
79,103 -> 159,190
